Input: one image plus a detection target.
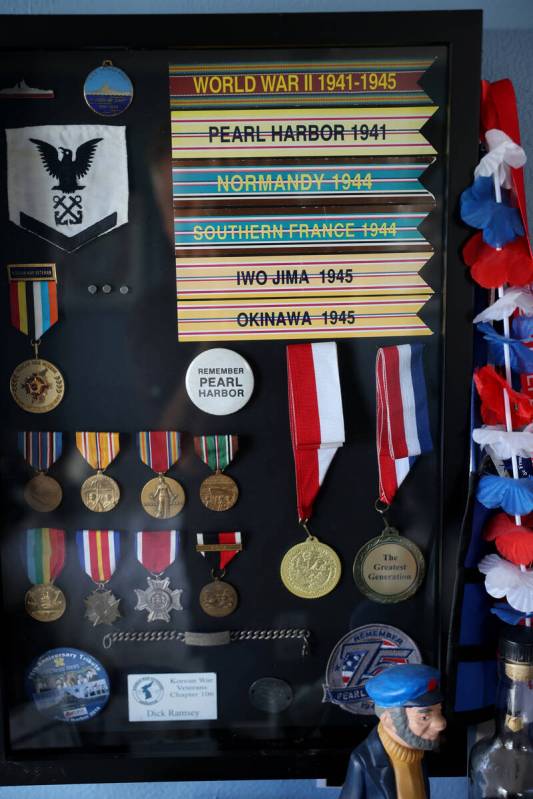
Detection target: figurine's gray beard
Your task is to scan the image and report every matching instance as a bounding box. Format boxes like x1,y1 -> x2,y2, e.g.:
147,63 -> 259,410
388,707 -> 440,751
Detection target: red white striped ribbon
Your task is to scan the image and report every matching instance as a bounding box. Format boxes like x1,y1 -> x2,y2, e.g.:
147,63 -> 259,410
287,341 -> 345,520
136,530 -> 177,574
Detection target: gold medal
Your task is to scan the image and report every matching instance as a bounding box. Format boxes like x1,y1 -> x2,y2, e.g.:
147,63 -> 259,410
81,470 -> 120,512
353,526 -> 425,603
280,535 -> 341,599
10,358 -> 64,413
200,471 -> 239,512
25,583 -> 66,622
199,578 -> 238,617
24,472 -> 63,512
141,475 -> 185,519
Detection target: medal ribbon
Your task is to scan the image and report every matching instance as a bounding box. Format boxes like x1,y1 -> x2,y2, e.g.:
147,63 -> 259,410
18,431 -> 62,471
137,431 -> 181,474
8,265 -> 58,339
376,343 -> 433,505
26,528 -> 65,584
194,435 -> 238,472
136,530 -> 178,574
196,532 -> 242,570
286,342 -> 345,521
76,432 -> 120,470
76,530 -> 120,583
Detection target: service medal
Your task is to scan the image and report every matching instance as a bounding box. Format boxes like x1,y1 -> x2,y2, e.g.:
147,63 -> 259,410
134,576 -> 183,622
25,528 -> 66,622
353,526 -> 425,603
25,582 -> 66,622
280,537 -> 341,599
141,476 -> 185,518
24,473 -> 63,512
194,435 -> 239,511
84,589 -> 121,626
199,578 -> 238,617
77,433 -> 121,512
138,432 -> 185,518
84,61 -> 134,117
11,358 -> 64,413
81,471 -> 120,512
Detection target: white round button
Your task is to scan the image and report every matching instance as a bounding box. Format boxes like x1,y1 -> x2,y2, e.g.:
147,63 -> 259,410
185,348 -> 254,415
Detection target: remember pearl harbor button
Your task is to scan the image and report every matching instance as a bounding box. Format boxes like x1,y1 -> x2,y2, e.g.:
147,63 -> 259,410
185,348 -> 254,415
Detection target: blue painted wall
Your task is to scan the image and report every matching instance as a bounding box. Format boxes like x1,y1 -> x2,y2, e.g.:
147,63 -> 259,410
1,1 -> 533,797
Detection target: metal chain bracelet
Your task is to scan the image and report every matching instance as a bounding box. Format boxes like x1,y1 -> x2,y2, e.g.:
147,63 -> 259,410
103,628 -> 311,656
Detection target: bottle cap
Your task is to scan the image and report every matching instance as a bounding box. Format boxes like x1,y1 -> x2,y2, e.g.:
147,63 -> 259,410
499,628 -> 533,665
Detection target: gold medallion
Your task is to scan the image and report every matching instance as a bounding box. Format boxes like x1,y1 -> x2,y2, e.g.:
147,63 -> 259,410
353,527 -> 425,603
141,475 -> 185,519
280,536 -> 341,599
199,578 -> 238,617
10,358 -> 64,413
25,583 -> 66,622
81,471 -> 120,512
24,473 -> 62,512
199,472 -> 239,512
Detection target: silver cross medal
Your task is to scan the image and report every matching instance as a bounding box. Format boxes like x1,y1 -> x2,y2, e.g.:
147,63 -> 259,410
134,576 -> 183,622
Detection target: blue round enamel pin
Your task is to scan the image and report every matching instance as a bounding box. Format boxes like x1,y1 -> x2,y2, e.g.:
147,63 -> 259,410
26,647 -> 110,722
323,624 -> 421,715
84,61 -> 133,116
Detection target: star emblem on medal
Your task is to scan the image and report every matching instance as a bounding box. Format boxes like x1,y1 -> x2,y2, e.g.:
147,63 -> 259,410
23,369 -> 51,402
134,576 -> 183,622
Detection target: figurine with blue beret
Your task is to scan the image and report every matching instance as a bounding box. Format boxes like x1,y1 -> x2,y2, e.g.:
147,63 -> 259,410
339,664 -> 446,799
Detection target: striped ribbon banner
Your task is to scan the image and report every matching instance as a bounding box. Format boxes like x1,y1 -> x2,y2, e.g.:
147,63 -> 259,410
196,532 -> 242,570
76,432 -> 120,470
177,296 -> 431,342
169,58 -> 435,108
137,431 -> 181,474
175,253 -> 434,300
26,528 -> 65,584
18,431 -> 62,471
76,530 -> 120,583
170,107 -> 437,159
172,163 -> 435,203
194,435 -> 238,472
136,530 -> 178,574
174,211 -> 430,252
7,264 -> 58,339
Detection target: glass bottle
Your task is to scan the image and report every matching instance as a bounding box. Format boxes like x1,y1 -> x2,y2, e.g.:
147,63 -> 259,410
469,628 -> 533,798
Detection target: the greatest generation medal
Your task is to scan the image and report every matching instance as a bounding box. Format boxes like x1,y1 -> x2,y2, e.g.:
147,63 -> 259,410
185,348 -> 254,415
353,345 -> 430,603
24,528 -> 66,622
137,431 -> 185,519
84,61 -> 133,116
196,532 -> 242,617
281,342 -> 344,599
8,264 -> 65,413
76,530 -> 122,625
18,431 -> 63,512
134,530 -> 183,622
26,648 -> 110,722
194,435 -> 239,511
76,432 -> 121,512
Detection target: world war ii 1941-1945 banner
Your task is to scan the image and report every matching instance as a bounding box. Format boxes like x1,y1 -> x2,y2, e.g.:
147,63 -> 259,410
169,56 -> 438,342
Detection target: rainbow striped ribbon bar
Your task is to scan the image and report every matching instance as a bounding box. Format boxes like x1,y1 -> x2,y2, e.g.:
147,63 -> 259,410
26,528 -> 65,584
177,296 -> 431,342
174,211 -> 430,252
172,163 -> 435,203
169,59 -> 435,108
175,253 -> 434,301
7,264 -> 58,339
194,435 -> 238,472
76,530 -> 120,583
76,432 -> 120,470
137,431 -> 181,474
170,107 -> 437,160
18,431 -> 62,471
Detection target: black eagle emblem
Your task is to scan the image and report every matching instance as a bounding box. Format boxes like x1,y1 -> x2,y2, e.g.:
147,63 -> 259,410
30,137 -> 103,194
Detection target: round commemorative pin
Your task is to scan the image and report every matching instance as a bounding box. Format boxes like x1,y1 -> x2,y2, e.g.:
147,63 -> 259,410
26,647 -> 110,722
84,61 -> 133,116
185,348 -> 254,415
323,624 -> 421,715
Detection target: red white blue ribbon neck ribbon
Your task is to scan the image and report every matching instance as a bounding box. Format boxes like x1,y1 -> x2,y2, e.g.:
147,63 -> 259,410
136,530 -> 178,575
376,343 -> 433,505
287,341 -> 345,521
19,431 -> 62,472
76,530 -> 120,584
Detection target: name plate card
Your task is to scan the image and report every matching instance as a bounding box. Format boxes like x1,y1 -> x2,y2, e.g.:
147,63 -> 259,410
128,673 -> 217,722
